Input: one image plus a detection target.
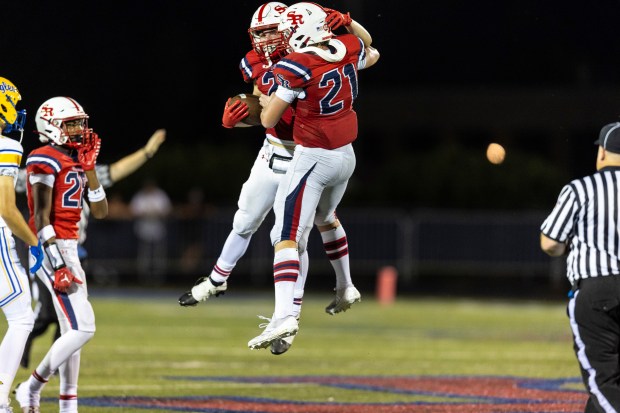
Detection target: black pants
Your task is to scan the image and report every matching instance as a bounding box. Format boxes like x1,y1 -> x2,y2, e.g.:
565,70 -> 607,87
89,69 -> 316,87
570,276 -> 620,412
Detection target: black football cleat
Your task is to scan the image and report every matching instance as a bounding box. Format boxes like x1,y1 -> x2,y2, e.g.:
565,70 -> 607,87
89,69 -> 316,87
178,291 -> 199,307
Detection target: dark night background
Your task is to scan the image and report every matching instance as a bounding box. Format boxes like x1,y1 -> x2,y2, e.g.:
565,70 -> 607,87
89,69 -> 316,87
5,1 -> 620,211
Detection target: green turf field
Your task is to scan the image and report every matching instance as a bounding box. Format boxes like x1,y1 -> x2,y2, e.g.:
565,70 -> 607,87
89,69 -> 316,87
5,290 -> 582,412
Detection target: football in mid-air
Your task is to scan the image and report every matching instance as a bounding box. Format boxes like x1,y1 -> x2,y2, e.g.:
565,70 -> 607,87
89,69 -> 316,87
229,93 -> 262,126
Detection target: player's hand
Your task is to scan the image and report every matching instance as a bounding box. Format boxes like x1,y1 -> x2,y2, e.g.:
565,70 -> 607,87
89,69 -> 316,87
259,93 -> 271,108
222,98 -> 249,128
324,8 -> 352,30
144,129 -> 166,158
29,241 -> 44,274
78,130 -> 101,171
53,266 -> 83,293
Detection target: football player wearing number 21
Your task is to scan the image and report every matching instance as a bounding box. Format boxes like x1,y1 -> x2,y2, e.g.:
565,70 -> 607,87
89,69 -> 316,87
14,96 -> 108,413
179,2 -> 364,355
248,2 -> 380,350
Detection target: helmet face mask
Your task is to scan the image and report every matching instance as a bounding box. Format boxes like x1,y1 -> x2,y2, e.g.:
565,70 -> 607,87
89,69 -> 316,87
0,77 -> 26,136
278,2 -> 332,53
248,2 -> 288,65
35,97 -> 89,149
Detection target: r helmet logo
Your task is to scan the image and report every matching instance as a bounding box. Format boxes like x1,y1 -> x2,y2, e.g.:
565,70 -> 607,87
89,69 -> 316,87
41,107 -> 54,117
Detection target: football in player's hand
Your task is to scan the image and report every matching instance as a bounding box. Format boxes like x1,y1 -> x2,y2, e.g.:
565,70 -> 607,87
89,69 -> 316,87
229,94 -> 262,126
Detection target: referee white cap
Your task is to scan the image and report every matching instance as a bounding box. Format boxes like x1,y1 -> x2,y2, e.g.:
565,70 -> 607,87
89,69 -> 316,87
595,122 -> 620,154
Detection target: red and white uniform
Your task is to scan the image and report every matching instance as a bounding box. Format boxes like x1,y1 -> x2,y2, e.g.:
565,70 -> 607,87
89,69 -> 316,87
25,144 -> 95,333
272,34 -> 365,149
26,145 -> 85,239
270,34 -> 368,244
233,50 -> 313,250
240,49 -> 295,150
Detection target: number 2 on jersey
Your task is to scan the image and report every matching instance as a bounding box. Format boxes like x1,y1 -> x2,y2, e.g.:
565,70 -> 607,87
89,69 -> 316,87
62,171 -> 84,208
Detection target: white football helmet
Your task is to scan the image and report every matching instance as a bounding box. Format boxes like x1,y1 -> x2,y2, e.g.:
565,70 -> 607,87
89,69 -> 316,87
35,96 -> 89,148
0,77 -> 26,137
278,2 -> 332,53
249,2 -> 288,65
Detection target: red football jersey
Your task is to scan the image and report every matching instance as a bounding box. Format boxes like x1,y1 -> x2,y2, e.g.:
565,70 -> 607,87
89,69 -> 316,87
272,34 -> 365,149
25,145 -> 86,239
239,50 -> 294,142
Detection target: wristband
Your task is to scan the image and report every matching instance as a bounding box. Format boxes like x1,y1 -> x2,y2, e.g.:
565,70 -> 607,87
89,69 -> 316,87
38,225 -> 56,243
44,243 -> 66,270
88,185 -> 106,202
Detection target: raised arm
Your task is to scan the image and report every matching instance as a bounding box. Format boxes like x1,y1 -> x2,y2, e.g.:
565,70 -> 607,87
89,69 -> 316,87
109,129 -> 166,182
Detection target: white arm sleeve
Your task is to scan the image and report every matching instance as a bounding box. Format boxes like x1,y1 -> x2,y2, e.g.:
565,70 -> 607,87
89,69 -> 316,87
275,86 -> 302,103
29,173 -> 56,187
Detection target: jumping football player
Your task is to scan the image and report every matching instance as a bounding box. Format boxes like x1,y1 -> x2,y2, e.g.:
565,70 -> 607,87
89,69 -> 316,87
248,2 -> 380,350
178,2 -> 362,355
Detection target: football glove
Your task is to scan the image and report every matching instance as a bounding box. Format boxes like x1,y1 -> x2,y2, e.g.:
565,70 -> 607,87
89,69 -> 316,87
29,241 -> 44,274
324,8 -> 352,30
78,130 -> 101,171
222,98 -> 249,128
53,266 -> 83,293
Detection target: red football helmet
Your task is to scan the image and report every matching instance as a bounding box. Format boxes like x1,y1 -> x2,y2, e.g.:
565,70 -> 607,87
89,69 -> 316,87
248,2 -> 288,66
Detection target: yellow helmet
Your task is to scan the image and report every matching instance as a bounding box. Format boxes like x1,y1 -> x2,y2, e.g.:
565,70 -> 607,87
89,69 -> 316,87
0,77 -> 26,134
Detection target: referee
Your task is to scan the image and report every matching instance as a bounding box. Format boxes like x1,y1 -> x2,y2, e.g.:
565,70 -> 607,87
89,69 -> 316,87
541,122 -> 620,413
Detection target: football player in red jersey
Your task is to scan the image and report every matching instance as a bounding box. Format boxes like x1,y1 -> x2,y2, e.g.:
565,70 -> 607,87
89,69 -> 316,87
178,2 -> 362,355
16,128 -> 166,371
248,2 -> 380,350
15,97 -> 108,413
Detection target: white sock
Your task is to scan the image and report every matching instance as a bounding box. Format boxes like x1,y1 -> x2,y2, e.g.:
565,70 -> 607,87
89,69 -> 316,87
59,349 -> 80,413
273,248 -> 299,319
293,250 -> 309,319
59,396 -> 77,413
210,232 -> 251,283
321,225 -> 352,289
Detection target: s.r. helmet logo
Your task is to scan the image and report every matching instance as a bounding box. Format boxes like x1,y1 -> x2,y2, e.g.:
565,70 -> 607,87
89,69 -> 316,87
286,11 -> 304,26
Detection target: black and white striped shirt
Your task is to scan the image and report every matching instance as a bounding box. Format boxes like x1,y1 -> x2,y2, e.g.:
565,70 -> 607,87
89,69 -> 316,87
541,166 -> 620,285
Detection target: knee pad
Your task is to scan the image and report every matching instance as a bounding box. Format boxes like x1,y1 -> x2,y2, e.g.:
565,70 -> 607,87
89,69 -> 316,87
7,307 -> 35,333
232,209 -> 264,236
314,212 -> 337,227
297,226 -> 312,254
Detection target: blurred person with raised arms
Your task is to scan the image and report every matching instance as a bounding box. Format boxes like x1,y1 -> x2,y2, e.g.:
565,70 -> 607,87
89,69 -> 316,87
247,2 -> 379,350
15,96 -> 108,413
0,77 -> 44,413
